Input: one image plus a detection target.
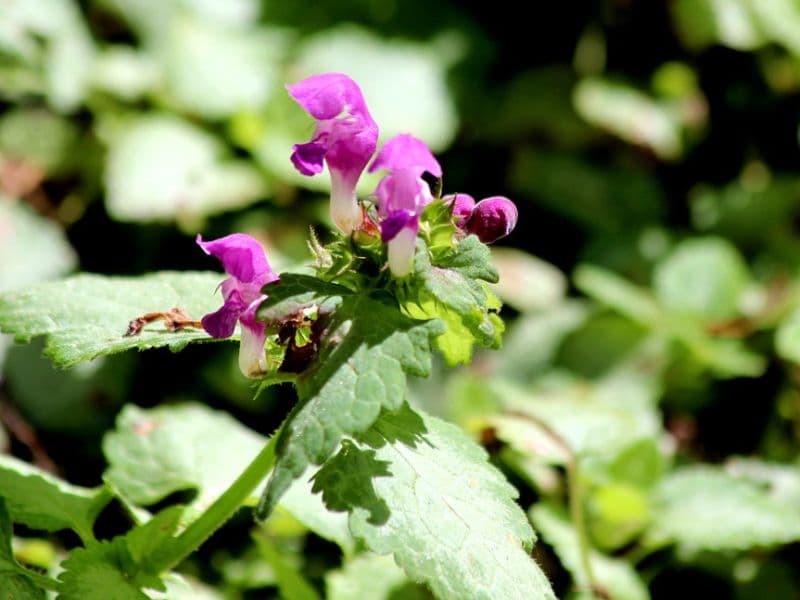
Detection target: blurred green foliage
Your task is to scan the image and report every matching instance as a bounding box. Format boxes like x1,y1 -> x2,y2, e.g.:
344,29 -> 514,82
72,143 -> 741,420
3,0 -> 800,598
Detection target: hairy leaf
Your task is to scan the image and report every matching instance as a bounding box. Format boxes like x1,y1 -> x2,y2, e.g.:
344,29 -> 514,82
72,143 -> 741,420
313,404 -> 556,600
257,290 -> 444,519
0,455 -> 110,542
0,272 -> 228,368
57,538 -> 154,600
401,236 -> 502,365
103,403 -> 351,550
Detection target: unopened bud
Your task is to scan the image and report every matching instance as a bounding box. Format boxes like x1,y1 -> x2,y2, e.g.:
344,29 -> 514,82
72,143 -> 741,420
443,193 -> 476,228
466,196 -> 518,243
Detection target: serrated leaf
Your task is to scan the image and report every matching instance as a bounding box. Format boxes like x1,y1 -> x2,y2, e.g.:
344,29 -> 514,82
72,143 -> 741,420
530,503 -> 649,600
0,499 -> 46,599
56,538 -> 152,600
257,293 -> 444,519
312,404 -> 556,600
257,274 -> 351,322
401,236 -> 502,366
0,271 -> 228,368
0,455 -> 110,542
102,403 -> 352,550
647,466 -> 800,552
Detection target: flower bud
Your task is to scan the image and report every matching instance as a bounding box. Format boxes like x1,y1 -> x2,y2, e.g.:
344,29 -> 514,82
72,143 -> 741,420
466,196 -> 518,243
443,193 -> 475,228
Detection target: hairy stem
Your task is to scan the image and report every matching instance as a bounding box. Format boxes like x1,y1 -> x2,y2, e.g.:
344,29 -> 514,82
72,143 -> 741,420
506,410 -> 601,598
148,433 -> 279,574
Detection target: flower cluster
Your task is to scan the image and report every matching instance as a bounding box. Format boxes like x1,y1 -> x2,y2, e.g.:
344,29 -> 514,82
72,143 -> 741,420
197,73 -> 518,376
287,72 -> 518,276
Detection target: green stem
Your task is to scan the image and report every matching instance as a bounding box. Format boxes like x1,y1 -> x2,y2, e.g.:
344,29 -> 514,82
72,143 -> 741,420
507,410 -> 600,598
148,433 -> 279,574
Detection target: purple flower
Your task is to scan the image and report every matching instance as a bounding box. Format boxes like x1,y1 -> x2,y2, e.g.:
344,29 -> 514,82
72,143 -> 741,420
369,134 -> 442,277
443,193 -> 476,228
465,196 -> 518,243
287,73 -> 379,234
197,233 -> 279,377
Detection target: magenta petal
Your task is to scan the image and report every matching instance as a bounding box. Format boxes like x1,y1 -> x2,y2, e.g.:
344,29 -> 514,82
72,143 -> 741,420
444,193 -> 476,228
466,196 -> 519,243
286,73 -> 367,121
201,293 -> 245,338
196,233 -> 277,286
380,210 -> 416,242
286,73 -> 378,195
291,142 -> 327,176
369,134 -> 442,177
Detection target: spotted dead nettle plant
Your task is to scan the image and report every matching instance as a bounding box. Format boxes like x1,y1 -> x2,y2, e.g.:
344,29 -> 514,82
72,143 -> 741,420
0,73 -> 556,600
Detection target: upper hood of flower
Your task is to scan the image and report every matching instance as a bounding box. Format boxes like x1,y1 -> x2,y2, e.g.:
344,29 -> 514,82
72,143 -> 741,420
287,73 -> 379,179
368,133 -> 442,178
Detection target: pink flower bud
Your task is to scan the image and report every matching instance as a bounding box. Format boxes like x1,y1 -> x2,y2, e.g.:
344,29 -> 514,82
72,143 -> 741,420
466,196 -> 518,243
443,193 -> 476,228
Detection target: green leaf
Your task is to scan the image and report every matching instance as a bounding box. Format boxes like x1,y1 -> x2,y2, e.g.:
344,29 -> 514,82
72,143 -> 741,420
0,572 -> 46,600
530,503 -> 649,600
401,236 -> 502,366
312,404 -> 556,600
0,499 -> 46,599
56,538 -> 152,600
104,115 -> 266,224
102,403 -> 352,550
0,109 -> 78,175
326,553 -> 422,600
124,507 -> 184,572
776,306 -> 800,364
647,466 -> 800,552
653,237 -> 750,320
0,271 -> 227,368
253,533 -> 321,600
573,77 -> 687,160
0,199 -> 77,293
257,291 -> 444,519
162,16 -> 283,119
670,0 -> 764,51
490,248 -> 567,313
145,573 -> 224,600
0,455 -> 110,542
257,274 -> 351,321
488,378 -> 661,466
574,264 -> 765,377
103,404 -> 265,517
